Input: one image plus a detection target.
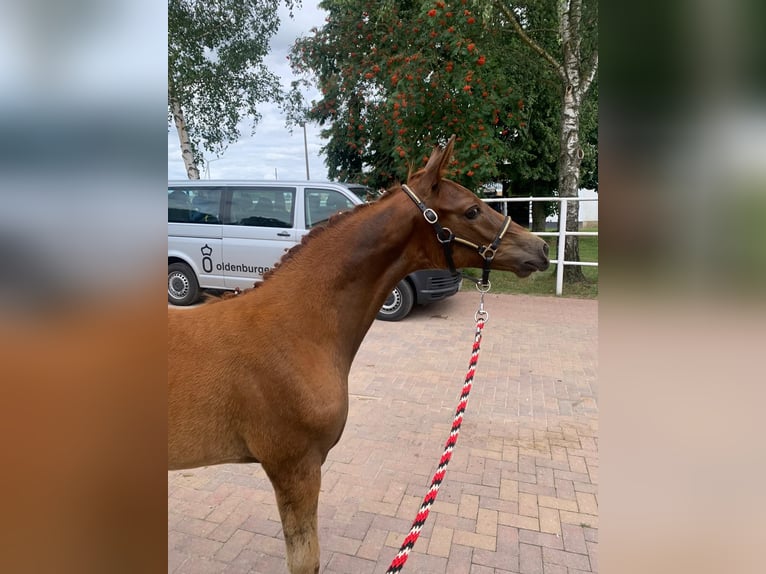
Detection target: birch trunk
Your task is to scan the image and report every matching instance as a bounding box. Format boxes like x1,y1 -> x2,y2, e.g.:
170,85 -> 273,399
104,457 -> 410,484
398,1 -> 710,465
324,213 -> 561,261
169,95 -> 200,180
559,84 -> 586,283
558,0 -> 586,283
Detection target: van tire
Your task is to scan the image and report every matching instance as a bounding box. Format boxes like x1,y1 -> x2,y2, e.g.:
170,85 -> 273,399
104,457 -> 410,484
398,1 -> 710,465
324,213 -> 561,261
376,279 -> 415,321
168,262 -> 200,306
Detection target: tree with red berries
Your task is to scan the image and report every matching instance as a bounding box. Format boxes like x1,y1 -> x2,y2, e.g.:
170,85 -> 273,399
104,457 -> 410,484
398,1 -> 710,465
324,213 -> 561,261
289,0 -> 524,189
289,0 -> 596,284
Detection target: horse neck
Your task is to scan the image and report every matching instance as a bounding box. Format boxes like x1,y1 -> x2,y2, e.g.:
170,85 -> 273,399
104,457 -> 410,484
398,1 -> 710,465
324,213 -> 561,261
253,191 -> 438,361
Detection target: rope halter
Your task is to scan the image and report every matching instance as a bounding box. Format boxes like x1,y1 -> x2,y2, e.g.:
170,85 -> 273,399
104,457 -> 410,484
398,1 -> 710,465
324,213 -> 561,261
401,184 -> 512,288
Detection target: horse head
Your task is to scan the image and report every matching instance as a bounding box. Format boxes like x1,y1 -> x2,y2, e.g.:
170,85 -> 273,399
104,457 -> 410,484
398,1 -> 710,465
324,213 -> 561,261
405,135 -> 550,278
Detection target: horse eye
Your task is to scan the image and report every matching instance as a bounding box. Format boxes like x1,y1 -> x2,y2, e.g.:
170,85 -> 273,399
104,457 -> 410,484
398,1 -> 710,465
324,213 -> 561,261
465,206 -> 480,220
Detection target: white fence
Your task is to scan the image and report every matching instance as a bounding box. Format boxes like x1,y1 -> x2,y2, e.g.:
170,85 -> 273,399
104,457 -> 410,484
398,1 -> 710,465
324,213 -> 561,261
482,196 -> 598,296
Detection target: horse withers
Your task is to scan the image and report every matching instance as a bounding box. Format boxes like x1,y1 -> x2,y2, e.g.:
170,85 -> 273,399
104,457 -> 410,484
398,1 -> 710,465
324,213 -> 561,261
168,136 -> 549,573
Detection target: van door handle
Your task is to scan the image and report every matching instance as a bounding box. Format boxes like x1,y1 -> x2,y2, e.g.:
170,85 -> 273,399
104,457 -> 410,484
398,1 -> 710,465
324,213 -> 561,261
276,231 -> 290,237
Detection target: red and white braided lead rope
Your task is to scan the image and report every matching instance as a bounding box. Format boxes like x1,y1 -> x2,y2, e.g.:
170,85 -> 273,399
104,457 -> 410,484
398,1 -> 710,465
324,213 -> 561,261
386,301 -> 488,573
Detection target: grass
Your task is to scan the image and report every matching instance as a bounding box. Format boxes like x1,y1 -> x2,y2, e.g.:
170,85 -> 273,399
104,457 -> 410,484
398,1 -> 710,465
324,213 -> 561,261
461,225 -> 598,298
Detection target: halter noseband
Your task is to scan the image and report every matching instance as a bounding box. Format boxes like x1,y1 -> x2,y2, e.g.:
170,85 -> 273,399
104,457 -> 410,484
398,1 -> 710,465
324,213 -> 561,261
401,184 -> 512,288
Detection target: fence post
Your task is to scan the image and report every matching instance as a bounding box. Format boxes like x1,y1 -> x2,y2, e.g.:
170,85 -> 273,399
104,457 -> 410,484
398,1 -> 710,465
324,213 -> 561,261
556,199 -> 567,296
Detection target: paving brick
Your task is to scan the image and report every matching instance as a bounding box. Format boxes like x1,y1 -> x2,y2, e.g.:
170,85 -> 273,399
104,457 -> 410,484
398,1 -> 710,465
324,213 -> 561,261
458,493 -> 480,520
173,517 -> 218,538
499,479 -> 519,501
356,527 -> 388,562
478,496 -> 518,515
237,514 -> 282,539
587,540 -> 598,572
323,533 -> 362,555
502,445 -> 519,463
519,543 -> 543,574
518,492 -> 539,518
561,523 -> 588,555
575,491 -> 599,516
537,495 -> 578,512
573,481 -> 598,494
460,483 -> 501,498
430,511 -> 473,531
342,511 -> 375,540
176,556 -> 230,573
452,530 -> 497,551
553,478 -> 576,501
567,454 -> 589,475
502,470 -> 537,485
445,543 -> 473,574
518,482 -> 557,497
434,501 -> 459,516
538,506 -> 561,536
542,546 -> 591,570
496,524 -> 520,552
170,531 -> 223,558
471,547 -> 519,572
427,526 -> 454,558
497,512 -> 540,531
518,529 -> 564,550
401,552 -> 448,573
168,550 -> 189,573
542,564 -> 567,574
476,508 -> 498,537
558,510 -> 598,529
214,529 -> 254,563
230,548 -> 287,573
536,466 -> 556,487
325,552 -> 377,574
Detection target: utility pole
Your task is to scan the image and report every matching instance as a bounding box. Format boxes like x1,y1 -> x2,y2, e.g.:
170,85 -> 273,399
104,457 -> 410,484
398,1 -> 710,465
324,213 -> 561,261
302,123 -> 310,180
206,157 -> 221,179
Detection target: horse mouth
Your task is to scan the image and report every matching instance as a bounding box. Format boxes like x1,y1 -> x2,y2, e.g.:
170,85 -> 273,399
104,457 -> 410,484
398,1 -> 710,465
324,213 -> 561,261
514,259 -> 549,277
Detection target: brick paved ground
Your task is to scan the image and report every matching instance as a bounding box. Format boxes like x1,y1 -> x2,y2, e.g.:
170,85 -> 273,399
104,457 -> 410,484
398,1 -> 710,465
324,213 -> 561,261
169,292 -> 598,573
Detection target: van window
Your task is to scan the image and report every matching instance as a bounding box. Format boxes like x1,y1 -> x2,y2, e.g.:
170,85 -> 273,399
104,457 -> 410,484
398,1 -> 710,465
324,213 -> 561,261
227,187 -> 295,228
305,188 -> 355,228
168,187 -> 222,224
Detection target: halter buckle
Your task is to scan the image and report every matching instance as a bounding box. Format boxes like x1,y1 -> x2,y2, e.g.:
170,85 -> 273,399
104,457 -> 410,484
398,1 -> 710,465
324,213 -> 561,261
423,208 -> 438,224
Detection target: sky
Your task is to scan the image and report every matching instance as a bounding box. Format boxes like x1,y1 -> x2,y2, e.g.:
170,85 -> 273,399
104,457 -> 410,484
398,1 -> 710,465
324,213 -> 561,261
168,3 -> 330,182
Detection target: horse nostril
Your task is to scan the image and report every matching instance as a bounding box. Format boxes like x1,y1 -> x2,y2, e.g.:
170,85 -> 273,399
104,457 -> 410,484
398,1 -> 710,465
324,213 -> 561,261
542,242 -> 549,257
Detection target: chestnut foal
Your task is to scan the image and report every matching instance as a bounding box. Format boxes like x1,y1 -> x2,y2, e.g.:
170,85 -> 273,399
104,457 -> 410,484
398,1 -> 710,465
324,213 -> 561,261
168,136 -> 549,573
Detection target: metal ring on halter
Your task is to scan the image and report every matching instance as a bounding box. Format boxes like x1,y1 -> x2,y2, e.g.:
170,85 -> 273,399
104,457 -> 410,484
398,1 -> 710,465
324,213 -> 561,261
436,227 -> 454,244
478,246 -> 496,260
423,208 -> 438,224
476,280 -> 491,293
475,308 -> 489,322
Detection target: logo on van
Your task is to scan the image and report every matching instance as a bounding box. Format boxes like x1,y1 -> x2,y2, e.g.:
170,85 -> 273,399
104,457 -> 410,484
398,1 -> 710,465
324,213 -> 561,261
200,244 -> 213,273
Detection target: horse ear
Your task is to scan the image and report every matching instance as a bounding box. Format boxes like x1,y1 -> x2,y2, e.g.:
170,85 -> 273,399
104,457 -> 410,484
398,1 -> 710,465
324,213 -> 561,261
422,134 -> 456,191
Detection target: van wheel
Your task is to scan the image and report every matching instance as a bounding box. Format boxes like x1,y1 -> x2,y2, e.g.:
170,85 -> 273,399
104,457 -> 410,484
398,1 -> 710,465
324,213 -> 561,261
377,279 -> 415,321
168,262 -> 199,306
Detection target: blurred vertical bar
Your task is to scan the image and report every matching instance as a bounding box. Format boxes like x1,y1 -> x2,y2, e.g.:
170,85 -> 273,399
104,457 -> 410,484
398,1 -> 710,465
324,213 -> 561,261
601,1 -> 765,574
0,1 -> 167,572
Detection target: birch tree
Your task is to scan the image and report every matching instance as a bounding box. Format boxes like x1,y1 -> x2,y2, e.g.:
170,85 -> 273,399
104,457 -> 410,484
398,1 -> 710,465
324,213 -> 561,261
496,0 -> 597,282
168,0 -> 297,179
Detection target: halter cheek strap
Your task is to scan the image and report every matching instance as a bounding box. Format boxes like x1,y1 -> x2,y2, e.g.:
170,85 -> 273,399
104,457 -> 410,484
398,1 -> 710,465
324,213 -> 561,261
401,184 -> 512,287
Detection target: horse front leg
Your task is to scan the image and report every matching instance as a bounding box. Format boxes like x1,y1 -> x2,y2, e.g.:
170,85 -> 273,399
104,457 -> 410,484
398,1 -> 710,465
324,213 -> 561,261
265,459 -> 323,574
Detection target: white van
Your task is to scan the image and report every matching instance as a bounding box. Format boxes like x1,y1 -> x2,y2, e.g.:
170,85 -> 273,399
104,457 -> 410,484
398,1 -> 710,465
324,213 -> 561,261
168,180 -> 461,320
